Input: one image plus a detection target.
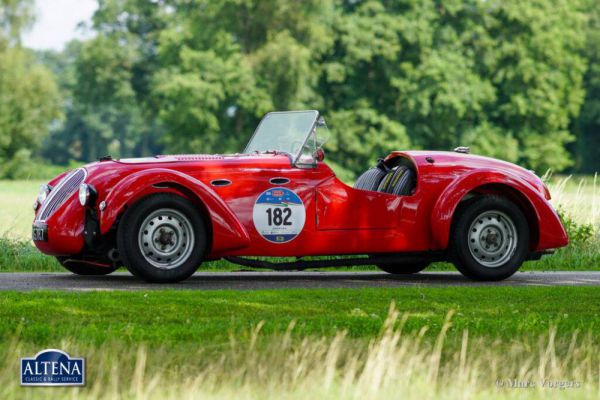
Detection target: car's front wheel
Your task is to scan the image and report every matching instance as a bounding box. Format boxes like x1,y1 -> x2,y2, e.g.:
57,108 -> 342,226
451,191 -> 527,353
117,193 -> 208,283
450,196 -> 529,281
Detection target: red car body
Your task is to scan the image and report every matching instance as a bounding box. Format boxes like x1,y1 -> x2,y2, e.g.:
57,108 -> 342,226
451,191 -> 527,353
33,150 -> 567,261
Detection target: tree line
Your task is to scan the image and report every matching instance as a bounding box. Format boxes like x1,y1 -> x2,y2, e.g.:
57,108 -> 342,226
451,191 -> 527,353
0,0 -> 599,180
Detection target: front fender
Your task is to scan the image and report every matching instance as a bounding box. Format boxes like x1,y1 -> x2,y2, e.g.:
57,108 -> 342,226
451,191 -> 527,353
99,168 -> 250,253
430,170 -> 568,251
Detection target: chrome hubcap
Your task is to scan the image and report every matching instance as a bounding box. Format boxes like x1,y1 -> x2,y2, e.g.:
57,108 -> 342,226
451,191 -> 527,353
467,210 -> 517,268
138,208 -> 194,269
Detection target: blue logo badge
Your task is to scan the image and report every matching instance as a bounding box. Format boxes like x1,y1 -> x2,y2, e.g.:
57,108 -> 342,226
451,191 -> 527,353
21,349 -> 85,386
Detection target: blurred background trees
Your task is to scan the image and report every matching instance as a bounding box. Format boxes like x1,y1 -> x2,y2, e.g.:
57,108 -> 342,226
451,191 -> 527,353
1,0 -> 599,179
0,0 -> 61,178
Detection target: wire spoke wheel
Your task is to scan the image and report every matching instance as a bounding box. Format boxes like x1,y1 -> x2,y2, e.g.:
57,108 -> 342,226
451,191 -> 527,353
137,208 -> 195,270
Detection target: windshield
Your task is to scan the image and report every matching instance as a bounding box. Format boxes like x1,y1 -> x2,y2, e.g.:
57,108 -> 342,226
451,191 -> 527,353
244,110 -> 319,161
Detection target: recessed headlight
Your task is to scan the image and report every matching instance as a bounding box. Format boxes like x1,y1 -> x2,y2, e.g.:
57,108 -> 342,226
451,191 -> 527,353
78,184 -> 97,206
37,184 -> 51,204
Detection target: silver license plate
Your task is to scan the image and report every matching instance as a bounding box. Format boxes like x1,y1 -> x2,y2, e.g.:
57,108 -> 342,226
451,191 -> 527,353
32,225 -> 48,242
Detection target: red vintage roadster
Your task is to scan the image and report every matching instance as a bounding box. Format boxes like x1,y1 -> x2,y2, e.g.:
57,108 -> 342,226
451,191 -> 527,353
32,110 -> 568,282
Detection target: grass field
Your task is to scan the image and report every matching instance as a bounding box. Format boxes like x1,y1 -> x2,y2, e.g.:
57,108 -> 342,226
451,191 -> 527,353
548,174 -> 599,227
0,179 -> 45,239
1,287 -> 598,399
3,287 -> 599,345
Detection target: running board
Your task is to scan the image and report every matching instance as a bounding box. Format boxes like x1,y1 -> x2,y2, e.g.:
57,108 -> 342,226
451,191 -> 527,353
224,254 -> 440,271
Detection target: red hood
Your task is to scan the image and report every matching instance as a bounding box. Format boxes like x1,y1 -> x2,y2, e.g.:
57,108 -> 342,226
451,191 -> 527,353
77,153 -> 293,196
114,152 -> 288,165
86,153 -> 292,172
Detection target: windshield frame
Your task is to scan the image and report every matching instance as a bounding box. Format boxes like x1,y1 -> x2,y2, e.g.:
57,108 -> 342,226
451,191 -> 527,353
244,110 -> 320,164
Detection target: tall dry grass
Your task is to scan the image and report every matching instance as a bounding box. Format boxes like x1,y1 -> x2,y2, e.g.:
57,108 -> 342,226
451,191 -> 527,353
3,304 -> 598,399
547,174 -> 599,228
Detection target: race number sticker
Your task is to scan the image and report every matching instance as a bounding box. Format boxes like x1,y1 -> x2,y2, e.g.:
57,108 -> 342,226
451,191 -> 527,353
253,187 -> 306,243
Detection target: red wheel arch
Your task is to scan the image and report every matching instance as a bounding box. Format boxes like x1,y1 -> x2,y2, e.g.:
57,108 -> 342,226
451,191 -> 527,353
99,168 -> 251,254
430,170 -> 568,252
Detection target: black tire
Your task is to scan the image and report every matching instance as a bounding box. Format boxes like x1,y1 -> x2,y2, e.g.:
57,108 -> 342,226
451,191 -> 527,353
376,262 -> 430,274
377,168 -> 396,192
354,166 -> 387,191
117,193 -> 208,283
387,166 -> 415,195
56,257 -> 118,276
450,196 -> 529,281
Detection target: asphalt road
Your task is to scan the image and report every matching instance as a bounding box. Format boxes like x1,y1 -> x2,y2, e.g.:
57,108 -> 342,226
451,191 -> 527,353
0,271 -> 599,291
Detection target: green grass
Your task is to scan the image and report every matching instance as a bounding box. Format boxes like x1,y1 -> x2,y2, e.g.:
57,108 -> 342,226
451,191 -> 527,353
3,287 -> 599,347
521,240 -> 600,270
547,174 -> 599,227
0,238 -> 63,272
0,279 -> 597,399
2,287 -> 598,399
0,179 -> 44,240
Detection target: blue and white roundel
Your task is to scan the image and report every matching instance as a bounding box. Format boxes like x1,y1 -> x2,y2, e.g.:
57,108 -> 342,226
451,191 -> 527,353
253,187 -> 306,243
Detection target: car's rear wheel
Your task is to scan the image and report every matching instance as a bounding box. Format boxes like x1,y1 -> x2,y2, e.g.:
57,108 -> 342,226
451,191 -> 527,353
117,193 -> 208,283
376,261 -> 429,274
56,257 -> 118,275
450,196 -> 529,281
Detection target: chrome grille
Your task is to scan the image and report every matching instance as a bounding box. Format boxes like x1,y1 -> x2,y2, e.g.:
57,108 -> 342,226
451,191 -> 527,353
36,168 -> 87,221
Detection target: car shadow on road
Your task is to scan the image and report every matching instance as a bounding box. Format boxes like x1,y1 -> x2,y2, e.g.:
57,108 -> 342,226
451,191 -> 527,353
7,271 -> 598,290
39,271 -> 521,291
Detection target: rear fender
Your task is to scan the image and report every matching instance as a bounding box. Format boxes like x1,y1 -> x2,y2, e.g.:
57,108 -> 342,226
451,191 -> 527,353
431,170 -> 568,251
99,169 -> 250,253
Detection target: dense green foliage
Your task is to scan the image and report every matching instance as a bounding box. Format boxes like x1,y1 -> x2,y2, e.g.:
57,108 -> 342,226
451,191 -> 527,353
0,0 -> 62,178
52,0 -> 591,176
574,0 -> 600,172
0,0 -> 599,178
0,0 -> 33,46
